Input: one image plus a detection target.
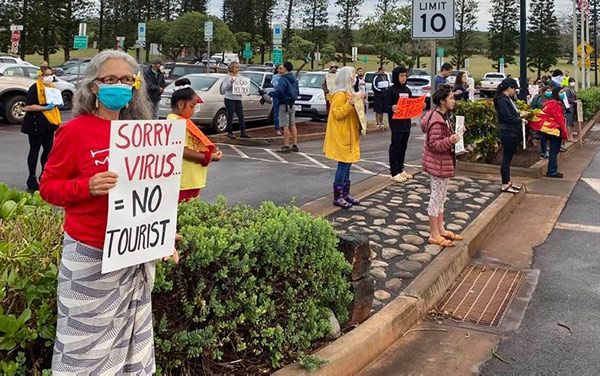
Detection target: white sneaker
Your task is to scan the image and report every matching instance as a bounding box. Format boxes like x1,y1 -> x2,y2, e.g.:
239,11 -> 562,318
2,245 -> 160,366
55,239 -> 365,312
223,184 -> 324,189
391,174 -> 407,183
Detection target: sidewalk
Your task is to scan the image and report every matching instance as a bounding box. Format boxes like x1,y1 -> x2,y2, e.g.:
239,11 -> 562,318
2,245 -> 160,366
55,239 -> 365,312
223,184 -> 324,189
357,134 -> 600,375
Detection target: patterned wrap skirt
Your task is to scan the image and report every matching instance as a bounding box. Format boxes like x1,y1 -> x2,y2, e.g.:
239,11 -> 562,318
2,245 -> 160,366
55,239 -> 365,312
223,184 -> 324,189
52,233 -> 156,375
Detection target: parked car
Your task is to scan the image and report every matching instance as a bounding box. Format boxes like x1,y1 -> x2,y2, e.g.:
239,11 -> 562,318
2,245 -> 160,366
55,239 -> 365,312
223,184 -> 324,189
55,58 -> 90,76
158,73 -> 273,133
240,70 -> 274,90
295,71 -> 328,119
165,63 -> 215,85
447,70 -> 471,86
0,76 -> 32,124
480,72 -> 515,97
364,71 -> 392,105
211,53 -> 239,65
0,64 -> 76,109
406,75 -> 432,109
58,62 -> 89,86
0,55 -> 33,66
409,68 -> 429,77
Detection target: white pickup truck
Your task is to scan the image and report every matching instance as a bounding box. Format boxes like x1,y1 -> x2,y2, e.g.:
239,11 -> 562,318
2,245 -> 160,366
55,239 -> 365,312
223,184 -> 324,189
480,72 -> 519,98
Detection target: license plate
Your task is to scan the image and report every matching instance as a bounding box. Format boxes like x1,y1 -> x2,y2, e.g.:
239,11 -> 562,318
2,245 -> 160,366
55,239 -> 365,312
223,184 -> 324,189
295,105 -> 302,112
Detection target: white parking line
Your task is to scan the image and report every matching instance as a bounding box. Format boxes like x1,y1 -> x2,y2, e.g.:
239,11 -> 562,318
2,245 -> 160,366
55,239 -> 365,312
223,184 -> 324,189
352,164 -> 374,175
228,145 -> 249,159
298,152 -> 330,169
554,222 -> 600,233
264,148 -> 288,163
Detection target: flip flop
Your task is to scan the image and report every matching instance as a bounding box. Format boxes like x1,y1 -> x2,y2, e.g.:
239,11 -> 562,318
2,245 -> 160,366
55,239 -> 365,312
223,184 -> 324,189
428,237 -> 455,247
509,182 -> 522,190
502,186 -> 519,194
441,231 -> 463,241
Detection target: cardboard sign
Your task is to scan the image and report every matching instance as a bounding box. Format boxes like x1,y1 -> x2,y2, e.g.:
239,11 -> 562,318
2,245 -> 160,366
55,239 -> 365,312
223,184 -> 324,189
102,120 -> 186,274
44,87 -> 64,106
392,95 -> 426,119
455,115 -> 466,154
353,92 -> 367,136
577,100 -> 584,123
232,77 -> 250,96
326,73 -> 336,92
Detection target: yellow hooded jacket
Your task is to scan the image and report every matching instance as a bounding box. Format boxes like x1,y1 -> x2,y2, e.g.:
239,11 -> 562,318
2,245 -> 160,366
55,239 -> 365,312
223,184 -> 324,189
323,91 -> 361,163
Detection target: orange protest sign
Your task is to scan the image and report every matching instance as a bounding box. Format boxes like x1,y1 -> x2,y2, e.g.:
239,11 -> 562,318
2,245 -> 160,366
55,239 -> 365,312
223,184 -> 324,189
392,95 -> 426,120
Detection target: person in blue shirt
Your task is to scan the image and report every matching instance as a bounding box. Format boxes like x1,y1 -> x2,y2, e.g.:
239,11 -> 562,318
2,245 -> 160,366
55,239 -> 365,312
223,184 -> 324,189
434,63 -> 453,90
271,65 -> 282,135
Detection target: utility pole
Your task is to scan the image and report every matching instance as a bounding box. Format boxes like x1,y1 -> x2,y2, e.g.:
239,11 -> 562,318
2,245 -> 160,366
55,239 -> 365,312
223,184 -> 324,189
99,0 -> 104,52
20,0 -> 27,60
518,0 -> 527,100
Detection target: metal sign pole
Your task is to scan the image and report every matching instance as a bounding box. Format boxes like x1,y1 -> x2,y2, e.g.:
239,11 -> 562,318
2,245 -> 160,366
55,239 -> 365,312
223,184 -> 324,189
430,39 -> 436,104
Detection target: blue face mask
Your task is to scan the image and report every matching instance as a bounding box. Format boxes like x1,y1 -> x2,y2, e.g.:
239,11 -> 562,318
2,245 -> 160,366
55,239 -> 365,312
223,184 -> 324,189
545,91 -> 552,98
97,84 -> 133,111
559,92 -> 566,100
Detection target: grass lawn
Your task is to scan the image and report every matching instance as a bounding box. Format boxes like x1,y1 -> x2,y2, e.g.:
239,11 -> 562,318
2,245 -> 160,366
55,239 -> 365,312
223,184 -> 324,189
24,49 -> 576,82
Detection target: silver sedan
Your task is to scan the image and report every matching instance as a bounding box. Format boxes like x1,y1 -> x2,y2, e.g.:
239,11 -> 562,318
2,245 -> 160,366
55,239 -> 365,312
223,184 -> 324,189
158,73 -> 273,133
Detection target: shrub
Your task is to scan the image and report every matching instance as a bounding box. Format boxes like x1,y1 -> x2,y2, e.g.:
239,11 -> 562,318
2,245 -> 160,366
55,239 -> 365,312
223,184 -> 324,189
452,100 -> 500,162
153,198 -> 353,375
578,87 -> 600,121
0,184 -> 64,375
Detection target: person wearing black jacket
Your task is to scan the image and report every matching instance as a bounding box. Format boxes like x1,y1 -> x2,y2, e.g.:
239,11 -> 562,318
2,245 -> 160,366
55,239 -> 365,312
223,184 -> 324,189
144,58 -> 166,119
373,66 -> 390,128
384,66 -> 414,183
493,77 -> 523,194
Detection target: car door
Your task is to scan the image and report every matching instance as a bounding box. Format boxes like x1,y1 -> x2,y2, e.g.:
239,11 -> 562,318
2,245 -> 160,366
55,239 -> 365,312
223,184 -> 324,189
242,81 -> 265,120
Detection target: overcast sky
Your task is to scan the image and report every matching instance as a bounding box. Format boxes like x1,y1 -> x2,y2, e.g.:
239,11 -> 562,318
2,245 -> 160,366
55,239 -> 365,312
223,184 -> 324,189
208,0 -> 575,31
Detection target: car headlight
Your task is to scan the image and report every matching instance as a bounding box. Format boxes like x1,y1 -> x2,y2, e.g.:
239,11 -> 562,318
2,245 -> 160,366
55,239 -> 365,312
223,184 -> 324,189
313,93 -> 325,101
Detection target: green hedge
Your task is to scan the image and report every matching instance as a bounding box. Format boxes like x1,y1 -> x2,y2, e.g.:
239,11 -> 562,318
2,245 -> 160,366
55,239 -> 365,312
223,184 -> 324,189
0,187 -> 352,375
577,87 -> 600,121
452,100 -> 500,163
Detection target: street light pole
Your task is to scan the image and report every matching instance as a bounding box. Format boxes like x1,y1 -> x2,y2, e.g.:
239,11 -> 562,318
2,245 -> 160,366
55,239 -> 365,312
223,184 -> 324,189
519,0 -> 527,100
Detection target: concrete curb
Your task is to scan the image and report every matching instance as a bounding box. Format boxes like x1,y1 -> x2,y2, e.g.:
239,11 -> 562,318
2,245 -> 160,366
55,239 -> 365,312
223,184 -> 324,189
457,111 -> 600,179
276,181 -> 526,375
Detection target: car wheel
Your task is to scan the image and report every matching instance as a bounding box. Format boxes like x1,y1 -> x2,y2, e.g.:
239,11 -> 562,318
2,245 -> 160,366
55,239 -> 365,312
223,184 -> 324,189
4,95 -> 26,124
212,109 -> 228,133
62,91 -> 73,110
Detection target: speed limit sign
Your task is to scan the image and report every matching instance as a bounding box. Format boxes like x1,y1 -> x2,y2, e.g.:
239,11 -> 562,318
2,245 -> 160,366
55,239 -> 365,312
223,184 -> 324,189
412,0 -> 455,39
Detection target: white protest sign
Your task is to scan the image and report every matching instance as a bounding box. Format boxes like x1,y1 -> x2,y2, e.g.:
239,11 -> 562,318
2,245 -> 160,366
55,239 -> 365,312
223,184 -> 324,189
562,96 -> 571,109
577,100 -> 584,123
232,77 -> 250,96
522,120 -> 527,150
455,115 -> 466,154
44,87 -> 63,106
102,119 -> 186,274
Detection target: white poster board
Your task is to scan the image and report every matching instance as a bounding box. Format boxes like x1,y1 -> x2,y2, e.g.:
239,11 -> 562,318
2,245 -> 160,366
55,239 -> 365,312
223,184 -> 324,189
562,96 -> 571,109
353,92 -> 367,136
528,85 -> 539,103
102,119 -> 186,274
455,115 -> 466,154
522,120 -> 527,150
44,87 -> 64,106
232,77 -> 250,96
577,100 -> 584,123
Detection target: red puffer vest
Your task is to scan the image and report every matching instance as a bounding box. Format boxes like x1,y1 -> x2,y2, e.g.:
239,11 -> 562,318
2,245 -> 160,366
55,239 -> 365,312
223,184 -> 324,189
421,110 -> 456,178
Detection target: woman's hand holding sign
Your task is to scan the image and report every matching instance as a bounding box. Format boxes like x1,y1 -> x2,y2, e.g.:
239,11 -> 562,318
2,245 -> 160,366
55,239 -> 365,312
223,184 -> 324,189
162,233 -> 182,264
89,171 -> 119,196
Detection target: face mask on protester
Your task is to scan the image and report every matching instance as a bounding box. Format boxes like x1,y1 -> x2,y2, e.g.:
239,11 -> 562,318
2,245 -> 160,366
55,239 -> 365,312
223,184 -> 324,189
570,82 -> 576,87
559,92 -> 567,100
545,91 -> 552,98
97,83 -> 133,111
42,76 -> 54,83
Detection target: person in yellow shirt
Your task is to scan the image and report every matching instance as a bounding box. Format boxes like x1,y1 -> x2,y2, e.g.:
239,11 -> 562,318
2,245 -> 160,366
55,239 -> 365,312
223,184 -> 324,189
323,66 -> 361,209
167,78 -> 222,202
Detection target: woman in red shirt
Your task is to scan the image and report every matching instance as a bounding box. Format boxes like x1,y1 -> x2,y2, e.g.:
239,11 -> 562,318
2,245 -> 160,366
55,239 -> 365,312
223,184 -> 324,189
40,50 -> 176,375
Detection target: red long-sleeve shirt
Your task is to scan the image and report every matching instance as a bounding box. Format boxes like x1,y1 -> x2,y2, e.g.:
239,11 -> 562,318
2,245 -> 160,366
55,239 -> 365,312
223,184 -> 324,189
40,114 -> 111,249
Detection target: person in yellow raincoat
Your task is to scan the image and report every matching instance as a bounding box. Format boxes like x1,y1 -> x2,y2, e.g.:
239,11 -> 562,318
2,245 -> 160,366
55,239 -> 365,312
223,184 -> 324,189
22,65 -> 62,191
323,66 -> 361,209
166,78 -> 223,202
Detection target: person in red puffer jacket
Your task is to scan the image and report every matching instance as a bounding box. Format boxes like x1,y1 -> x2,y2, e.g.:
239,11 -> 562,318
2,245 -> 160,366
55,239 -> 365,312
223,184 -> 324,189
421,85 -> 462,248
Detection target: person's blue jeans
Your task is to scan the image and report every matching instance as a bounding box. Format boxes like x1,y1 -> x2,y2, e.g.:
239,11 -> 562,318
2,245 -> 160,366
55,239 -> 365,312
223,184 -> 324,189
547,135 -> 561,175
273,96 -> 280,130
540,132 -> 547,155
334,162 -> 352,185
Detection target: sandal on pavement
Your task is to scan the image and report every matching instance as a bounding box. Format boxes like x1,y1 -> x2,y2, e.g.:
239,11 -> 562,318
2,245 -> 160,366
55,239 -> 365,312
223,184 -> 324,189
428,237 -> 455,247
401,171 -> 413,180
441,231 -> 463,241
501,185 -> 519,194
509,182 -> 522,190
391,174 -> 407,183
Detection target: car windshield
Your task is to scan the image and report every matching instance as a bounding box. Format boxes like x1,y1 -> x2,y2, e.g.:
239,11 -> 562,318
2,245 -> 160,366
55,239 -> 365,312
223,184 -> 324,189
410,69 -> 429,76
65,63 -> 88,74
298,73 -> 325,88
165,76 -> 217,92
170,65 -> 207,77
485,74 -> 504,79
240,72 -> 264,86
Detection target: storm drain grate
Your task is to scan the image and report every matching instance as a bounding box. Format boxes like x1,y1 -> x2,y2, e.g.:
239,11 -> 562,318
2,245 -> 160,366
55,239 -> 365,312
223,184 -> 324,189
436,265 -> 526,327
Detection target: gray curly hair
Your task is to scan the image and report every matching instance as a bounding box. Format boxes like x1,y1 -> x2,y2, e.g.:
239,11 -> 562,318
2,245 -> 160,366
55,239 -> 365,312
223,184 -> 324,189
73,50 -> 152,119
